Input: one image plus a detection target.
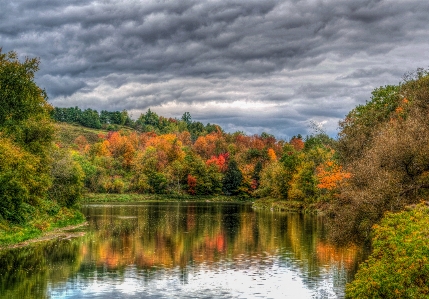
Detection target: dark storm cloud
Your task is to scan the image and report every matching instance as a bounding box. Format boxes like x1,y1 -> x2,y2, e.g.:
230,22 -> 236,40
1,0 -> 429,139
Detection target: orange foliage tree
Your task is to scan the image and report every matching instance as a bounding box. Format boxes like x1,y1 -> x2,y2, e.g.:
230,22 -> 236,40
267,148 -> 277,161
316,160 -> 351,191
206,152 -> 229,172
290,136 -> 304,151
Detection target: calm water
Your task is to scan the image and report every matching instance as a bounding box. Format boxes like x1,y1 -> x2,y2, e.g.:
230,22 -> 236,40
0,202 -> 368,299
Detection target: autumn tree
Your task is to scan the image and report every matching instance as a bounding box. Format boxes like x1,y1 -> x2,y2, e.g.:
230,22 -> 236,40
187,174 -> 197,195
0,49 -> 83,222
329,69 -> 429,243
290,135 -> 304,151
0,136 -> 41,222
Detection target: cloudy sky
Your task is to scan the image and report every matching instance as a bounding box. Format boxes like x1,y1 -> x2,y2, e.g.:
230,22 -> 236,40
1,0 -> 428,139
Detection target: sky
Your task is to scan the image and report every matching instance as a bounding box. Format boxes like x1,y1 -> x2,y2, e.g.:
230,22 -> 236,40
1,0 -> 429,140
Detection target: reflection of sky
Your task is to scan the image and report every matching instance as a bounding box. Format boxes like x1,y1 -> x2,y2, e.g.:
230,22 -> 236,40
48,255 -> 340,299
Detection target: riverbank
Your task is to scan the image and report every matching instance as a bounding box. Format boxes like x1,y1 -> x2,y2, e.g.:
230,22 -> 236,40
82,193 -> 253,203
0,208 -> 86,249
0,222 -> 88,250
252,197 -> 319,213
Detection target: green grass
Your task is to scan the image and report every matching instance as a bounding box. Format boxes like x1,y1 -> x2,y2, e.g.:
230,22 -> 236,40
0,224 -> 42,247
0,208 -> 86,248
252,197 -> 317,213
55,122 -> 103,146
55,122 -> 135,147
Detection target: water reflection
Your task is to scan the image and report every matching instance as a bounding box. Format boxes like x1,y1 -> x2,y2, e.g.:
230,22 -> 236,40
0,202 -> 368,298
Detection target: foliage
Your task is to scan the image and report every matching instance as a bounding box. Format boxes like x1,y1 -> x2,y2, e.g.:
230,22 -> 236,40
329,70 -> 429,243
337,84 -> 401,163
48,148 -> 85,207
222,160 -> 243,195
0,136 -> 38,223
50,100 -> 339,203
0,50 -> 59,223
0,50 -> 52,128
257,161 -> 290,199
187,174 -> 197,195
316,159 -> 351,192
346,204 -> 429,298
0,50 -> 87,234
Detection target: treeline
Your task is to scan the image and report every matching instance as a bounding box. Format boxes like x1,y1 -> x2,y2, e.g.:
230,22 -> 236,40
53,107 -> 348,202
52,107 -> 219,141
59,109 -> 342,203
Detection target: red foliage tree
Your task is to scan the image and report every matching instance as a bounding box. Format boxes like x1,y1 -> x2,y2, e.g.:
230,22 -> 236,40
290,137 -> 304,151
187,174 -> 197,195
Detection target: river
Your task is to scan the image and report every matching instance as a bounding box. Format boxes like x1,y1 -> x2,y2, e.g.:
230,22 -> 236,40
0,202 -> 368,298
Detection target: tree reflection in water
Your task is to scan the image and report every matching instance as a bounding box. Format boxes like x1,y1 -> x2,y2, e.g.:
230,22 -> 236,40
0,202 -> 369,298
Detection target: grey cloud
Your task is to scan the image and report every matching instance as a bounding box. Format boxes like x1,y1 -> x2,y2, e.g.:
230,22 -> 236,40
1,0 -> 429,139
38,75 -> 87,97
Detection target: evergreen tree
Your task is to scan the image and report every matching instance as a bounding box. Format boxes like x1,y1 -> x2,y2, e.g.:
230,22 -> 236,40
252,160 -> 263,188
181,112 -> 192,126
222,159 -> 243,195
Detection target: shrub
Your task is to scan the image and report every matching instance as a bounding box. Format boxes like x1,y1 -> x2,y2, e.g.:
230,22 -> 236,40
0,136 -> 42,223
48,148 -> 85,207
346,204 -> 429,298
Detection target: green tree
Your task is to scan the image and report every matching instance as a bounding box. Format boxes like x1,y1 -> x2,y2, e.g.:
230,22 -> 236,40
222,159 -> 243,195
252,160 -> 263,189
0,50 -> 56,222
80,108 -> 101,129
181,112 -> 192,126
0,50 -> 52,128
48,148 -> 85,207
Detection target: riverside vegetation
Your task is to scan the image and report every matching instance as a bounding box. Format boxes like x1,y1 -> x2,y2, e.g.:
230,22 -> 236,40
1,49 -> 429,297
0,50 -> 85,247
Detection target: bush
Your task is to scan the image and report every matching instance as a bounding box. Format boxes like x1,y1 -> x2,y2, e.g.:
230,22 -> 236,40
48,148 -> 85,207
346,204 -> 429,298
0,136 -> 43,223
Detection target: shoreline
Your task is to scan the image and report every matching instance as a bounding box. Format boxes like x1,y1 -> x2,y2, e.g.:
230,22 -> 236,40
0,222 -> 88,251
83,193 -> 319,213
82,192 -> 254,203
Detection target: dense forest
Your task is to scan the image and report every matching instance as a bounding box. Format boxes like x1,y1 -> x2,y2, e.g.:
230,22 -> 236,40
51,105 -> 343,202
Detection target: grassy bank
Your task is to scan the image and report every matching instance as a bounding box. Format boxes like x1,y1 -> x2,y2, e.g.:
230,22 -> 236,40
82,193 -> 253,203
252,197 -> 318,213
0,208 -> 85,248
